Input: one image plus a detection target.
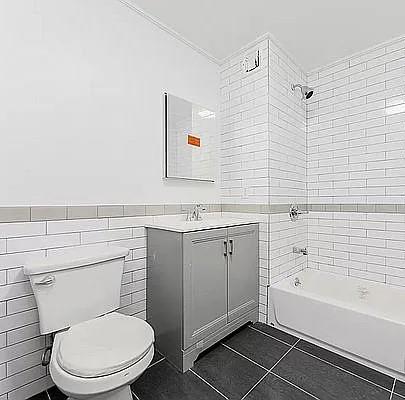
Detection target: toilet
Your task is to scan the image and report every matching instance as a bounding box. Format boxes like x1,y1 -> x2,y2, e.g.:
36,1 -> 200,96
24,245 -> 154,400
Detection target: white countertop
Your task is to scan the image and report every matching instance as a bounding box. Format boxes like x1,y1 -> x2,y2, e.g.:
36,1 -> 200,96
145,214 -> 260,233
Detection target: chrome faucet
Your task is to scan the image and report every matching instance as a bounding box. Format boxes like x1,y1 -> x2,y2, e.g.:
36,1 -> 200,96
187,204 -> 206,221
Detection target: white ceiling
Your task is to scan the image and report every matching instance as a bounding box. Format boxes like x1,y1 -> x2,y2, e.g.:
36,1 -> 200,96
131,0 -> 405,71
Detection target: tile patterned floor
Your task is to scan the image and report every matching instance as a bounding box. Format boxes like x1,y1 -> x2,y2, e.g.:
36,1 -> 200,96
30,323 -> 405,400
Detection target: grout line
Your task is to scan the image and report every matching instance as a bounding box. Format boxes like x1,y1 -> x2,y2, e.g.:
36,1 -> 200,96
131,389 -> 140,400
45,390 -> 51,400
295,346 -> 394,394
269,338 -> 300,372
221,343 -> 269,371
270,371 -> 321,400
223,337 -> 301,399
235,331 -> 394,400
189,369 -> 229,400
389,378 -> 396,400
249,325 -> 297,347
240,370 -> 271,400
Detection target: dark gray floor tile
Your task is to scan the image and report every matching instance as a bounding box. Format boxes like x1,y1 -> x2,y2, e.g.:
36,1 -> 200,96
245,373 -> 314,400
47,386 -> 67,400
273,349 -> 390,400
28,393 -> 48,400
252,323 -> 298,345
223,326 -> 290,369
131,359 -> 224,400
296,340 -> 394,390
395,380 -> 405,396
192,344 -> 267,400
392,395 -> 404,400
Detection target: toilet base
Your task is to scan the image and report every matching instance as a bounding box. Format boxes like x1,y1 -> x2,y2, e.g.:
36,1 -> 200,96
68,385 -> 132,400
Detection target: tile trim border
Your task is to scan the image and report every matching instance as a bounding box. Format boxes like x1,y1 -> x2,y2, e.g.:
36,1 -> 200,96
223,203 -> 405,214
306,204 -> 405,213
0,204 -> 222,223
0,203 -> 404,223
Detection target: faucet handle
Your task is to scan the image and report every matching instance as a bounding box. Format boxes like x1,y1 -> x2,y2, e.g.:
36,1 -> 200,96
186,209 -> 193,221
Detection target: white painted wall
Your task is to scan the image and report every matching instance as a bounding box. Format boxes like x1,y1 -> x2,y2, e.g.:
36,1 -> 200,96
0,0 -> 220,206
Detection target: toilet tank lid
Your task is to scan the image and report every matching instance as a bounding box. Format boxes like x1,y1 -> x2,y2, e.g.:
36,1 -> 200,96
24,245 -> 129,276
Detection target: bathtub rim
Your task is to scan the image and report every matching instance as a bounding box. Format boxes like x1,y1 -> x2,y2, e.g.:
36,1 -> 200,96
271,268 -> 405,326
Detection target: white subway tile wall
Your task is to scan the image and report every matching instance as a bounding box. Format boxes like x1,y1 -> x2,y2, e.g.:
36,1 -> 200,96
270,212 -> 308,285
0,217 -> 148,399
268,39 -> 308,285
269,39 -> 307,205
307,37 -> 405,284
220,39 -> 270,204
308,211 -> 405,286
307,38 -> 405,205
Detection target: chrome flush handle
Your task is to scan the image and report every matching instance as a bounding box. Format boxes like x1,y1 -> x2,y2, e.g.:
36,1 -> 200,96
35,275 -> 55,286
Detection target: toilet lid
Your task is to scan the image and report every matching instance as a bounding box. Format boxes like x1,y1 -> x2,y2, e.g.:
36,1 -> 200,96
56,312 -> 154,378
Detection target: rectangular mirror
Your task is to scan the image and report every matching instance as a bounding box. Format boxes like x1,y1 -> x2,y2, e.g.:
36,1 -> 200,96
164,93 -> 216,182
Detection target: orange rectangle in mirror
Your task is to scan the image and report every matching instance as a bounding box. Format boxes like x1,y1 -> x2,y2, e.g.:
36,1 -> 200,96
187,134 -> 201,147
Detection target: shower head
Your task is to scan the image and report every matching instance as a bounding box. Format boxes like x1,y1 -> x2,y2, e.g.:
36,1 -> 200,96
291,84 -> 314,100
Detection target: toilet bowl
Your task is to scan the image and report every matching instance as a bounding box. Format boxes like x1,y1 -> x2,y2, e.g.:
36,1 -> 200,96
24,246 -> 154,400
50,313 -> 154,400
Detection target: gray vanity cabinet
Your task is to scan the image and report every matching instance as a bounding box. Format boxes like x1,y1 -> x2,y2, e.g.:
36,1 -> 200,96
227,225 -> 259,322
147,223 -> 259,372
183,228 -> 228,349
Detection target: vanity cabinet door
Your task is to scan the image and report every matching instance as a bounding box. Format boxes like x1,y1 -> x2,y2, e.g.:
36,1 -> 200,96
227,224 -> 259,322
183,228 -> 228,349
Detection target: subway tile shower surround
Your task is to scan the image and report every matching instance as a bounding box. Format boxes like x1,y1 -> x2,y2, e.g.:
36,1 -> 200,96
307,39 -> 405,205
307,36 -> 405,284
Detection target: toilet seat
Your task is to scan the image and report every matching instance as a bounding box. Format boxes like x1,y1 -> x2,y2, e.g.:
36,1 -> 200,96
56,312 -> 154,378
50,333 -> 154,400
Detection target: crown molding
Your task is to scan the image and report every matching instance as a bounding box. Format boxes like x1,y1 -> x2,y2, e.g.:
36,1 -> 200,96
117,1 -> 405,80
117,0 -> 220,65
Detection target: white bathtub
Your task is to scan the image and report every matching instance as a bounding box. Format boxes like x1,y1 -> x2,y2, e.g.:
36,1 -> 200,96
270,268 -> 405,378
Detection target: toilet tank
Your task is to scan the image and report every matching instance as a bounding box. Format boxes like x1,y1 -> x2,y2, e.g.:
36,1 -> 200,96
24,245 -> 129,334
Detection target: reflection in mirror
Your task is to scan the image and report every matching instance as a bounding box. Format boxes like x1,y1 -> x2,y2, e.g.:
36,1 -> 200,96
164,93 -> 216,182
